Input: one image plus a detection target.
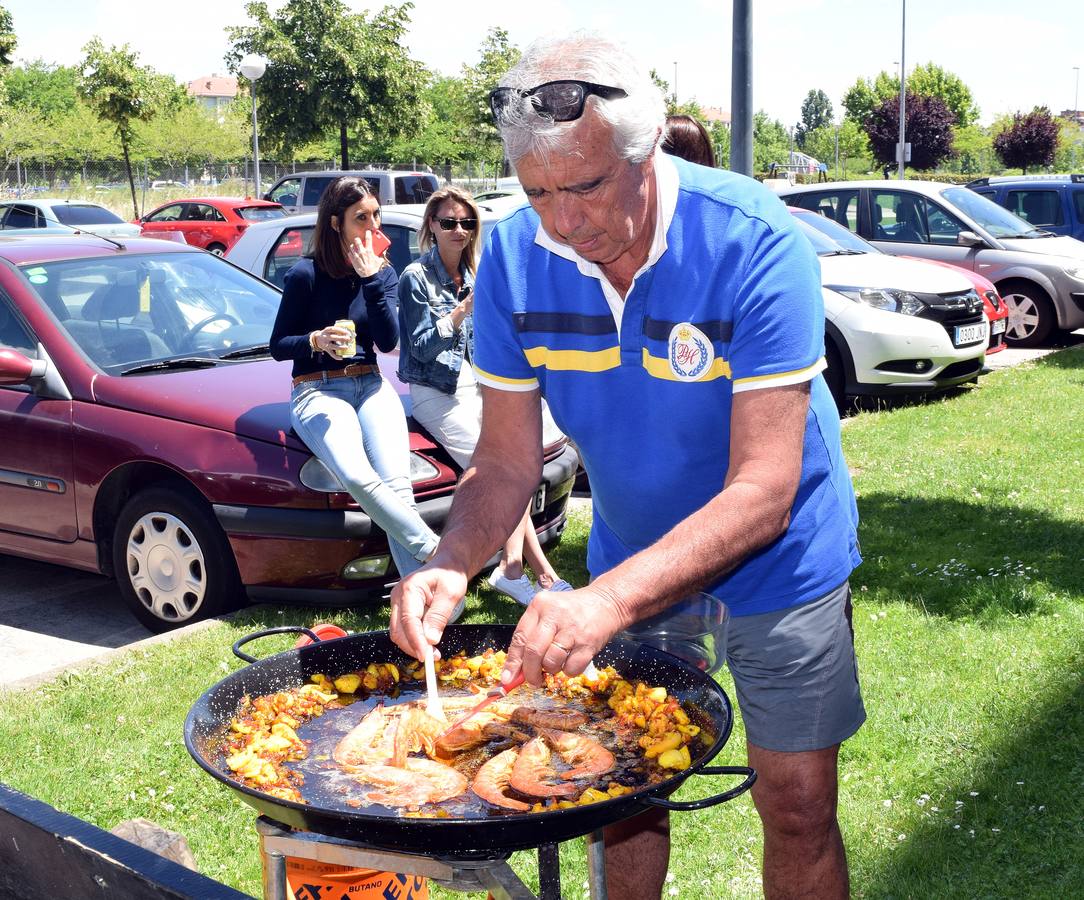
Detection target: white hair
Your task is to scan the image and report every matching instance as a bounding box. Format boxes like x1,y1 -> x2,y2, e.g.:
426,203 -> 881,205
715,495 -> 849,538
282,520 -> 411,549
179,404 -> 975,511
497,32 -> 665,165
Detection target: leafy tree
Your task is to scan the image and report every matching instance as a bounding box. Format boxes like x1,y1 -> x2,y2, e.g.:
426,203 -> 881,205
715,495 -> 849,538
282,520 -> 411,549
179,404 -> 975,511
460,27 -> 520,170
802,119 -> 869,177
649,68 -> 702,117
78,38 -> 164,217
708,120 -> 730,168
842,71 -> 898,125
225,0 -> 424,168
0,3 -> 14,68
864,92 -> 956,171
795,89 -> 833,149
1053,120 -> 1084,171
4,60 -> 81,119
993,107 -> 1059,174
951,124 -> 992,175
136,102 -> 247,176
907,63 -> 979,128
753,110 -> 791,173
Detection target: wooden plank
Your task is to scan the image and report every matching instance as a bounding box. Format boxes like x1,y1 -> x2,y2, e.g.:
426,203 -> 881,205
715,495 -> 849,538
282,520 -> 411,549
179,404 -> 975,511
0,783 -> 251,899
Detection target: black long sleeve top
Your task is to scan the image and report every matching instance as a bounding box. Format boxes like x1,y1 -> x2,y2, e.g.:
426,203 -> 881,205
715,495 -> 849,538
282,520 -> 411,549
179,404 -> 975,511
270,257 -> 400,378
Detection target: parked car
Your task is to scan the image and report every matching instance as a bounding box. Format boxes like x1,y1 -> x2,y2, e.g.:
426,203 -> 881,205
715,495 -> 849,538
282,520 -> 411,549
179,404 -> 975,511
0,199 -> 141,238
263,170 -> 439,214
0,235 -> 577,632
473,190 -> 528,216
965,174 -> 1084,242
788,207 -> 989,409
778,180 -> 1084,347
136,197 -> 286,255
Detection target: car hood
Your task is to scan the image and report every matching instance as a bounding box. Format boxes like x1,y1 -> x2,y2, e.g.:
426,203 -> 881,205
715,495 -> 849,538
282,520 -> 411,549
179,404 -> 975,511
818,252 -> 973,293
997,234 -> 1084,260
91,358 -> 308,451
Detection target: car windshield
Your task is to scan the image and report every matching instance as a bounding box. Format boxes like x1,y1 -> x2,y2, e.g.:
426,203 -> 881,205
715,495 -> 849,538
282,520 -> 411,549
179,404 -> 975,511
791,211 -> 874,255
941,187 -> 1037,238
52,204 -> 126,226
237,205 -> 287,222
21,251 -> 281,374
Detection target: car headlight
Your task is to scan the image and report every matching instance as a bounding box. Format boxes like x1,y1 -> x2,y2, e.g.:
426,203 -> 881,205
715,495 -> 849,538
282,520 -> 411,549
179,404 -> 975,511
1063,265 -> 1084,281
301,452 -> 441,493
827,286 -> 927,316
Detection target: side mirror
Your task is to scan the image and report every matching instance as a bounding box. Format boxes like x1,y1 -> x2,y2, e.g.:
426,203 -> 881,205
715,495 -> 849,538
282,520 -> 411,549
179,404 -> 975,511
957,230 -> 986,247
0,348 -> 47,386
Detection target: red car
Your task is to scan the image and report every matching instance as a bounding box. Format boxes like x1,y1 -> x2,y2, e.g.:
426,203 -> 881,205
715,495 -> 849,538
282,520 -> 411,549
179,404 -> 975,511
902,257 -> 1009,354
136,197 -> 286,256
0,235 -> 577,632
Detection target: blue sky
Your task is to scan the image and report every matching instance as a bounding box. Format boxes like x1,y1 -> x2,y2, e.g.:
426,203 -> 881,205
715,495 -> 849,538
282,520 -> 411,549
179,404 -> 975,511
6,0 -> 1082,127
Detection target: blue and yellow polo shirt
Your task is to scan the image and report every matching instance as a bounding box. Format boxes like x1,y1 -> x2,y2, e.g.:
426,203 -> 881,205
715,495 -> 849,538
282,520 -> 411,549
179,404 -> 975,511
473,153 -> 860,617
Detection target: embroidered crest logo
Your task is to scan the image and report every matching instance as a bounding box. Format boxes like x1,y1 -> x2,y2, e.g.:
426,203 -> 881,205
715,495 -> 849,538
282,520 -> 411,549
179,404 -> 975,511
668,322 -> 713,381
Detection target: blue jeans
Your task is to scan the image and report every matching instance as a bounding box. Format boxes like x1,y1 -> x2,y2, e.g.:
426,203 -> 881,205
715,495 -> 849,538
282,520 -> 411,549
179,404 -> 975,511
290,373 -> 438,578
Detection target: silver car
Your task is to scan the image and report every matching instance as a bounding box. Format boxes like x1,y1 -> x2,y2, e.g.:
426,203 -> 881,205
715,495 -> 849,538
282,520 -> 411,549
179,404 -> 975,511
779,180 -> 1084,347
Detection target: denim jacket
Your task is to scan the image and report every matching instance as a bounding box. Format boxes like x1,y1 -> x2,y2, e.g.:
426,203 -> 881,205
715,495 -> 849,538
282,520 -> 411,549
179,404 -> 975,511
396,246 -> 474,394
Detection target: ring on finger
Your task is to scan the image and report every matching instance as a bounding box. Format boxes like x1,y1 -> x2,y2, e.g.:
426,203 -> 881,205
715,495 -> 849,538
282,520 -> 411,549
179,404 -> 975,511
551,640 -> 571,654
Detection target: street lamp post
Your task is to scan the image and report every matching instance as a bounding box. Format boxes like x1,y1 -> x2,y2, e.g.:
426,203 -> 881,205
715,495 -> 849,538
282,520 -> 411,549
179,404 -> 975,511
239,54 -> 267,198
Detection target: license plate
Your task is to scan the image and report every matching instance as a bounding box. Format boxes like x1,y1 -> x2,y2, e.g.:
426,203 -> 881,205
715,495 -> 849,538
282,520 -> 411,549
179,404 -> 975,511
991,318 -> 1007,335
954,322 -> 986,346
531,484 -> 546,514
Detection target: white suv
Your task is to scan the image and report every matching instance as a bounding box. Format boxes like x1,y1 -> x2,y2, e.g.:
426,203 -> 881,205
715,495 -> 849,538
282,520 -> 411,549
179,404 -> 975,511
263,169 -> 439,214
790,208 -> 989,409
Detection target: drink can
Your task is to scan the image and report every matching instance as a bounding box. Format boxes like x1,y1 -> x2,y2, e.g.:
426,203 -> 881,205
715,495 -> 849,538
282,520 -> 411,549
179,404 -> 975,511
334,319 -> 356,359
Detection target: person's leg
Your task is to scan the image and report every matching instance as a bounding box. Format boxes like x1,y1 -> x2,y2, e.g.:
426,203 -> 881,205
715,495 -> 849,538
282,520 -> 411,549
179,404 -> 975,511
519,507 -> 561,587
602,808 -> 670,900
291,379 -> 436,576
748,743 -> 848,900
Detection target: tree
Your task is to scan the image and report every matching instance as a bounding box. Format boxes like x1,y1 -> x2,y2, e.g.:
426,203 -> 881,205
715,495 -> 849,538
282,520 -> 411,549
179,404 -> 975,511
460,27 -> 521,170
864,92 -> 956,171
795,89 -> 833,149
225,0 -> 424,169
842,72 -> 898,125
802,120 -> 869,177
0,3 -> 15,69
1053,120 -> 1084,172
993,107 -> 1059,174
753,111 -> 790,173
5,60 -> 81,120
907,63 -> 979,128
708,120 -> 730,168
78,38 -> 164,217
951,124 -> 992,175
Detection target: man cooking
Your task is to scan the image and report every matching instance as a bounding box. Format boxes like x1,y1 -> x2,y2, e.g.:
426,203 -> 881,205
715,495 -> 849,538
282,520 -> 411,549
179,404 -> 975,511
390,32 -> 864,900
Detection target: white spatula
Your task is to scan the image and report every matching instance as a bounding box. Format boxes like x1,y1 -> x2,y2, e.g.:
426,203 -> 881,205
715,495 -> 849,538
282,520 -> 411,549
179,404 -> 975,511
422,642 -> 445,721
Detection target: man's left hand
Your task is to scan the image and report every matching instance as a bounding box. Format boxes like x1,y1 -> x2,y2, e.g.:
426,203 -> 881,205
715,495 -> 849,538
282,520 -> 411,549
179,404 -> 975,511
501,586 -> 625,687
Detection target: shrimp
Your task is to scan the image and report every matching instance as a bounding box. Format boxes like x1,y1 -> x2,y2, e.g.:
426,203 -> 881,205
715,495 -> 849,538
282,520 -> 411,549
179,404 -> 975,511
333,704 -> 398,770
509,736 -> 578,799
542,729 -> 616,780
510,706 -> 589,731
392,707 -> 446,766
435,701 -> 518,755
353,758 -> 467,808
471,748 -> 530,811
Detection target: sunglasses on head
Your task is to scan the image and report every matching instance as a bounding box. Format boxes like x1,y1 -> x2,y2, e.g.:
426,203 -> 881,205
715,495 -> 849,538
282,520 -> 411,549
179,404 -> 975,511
489,79 -> 629,125
436,217 -> 477,232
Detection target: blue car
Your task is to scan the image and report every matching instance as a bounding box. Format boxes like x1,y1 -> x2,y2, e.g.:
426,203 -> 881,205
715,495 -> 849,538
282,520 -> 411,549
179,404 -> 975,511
966,175 -> 1084,242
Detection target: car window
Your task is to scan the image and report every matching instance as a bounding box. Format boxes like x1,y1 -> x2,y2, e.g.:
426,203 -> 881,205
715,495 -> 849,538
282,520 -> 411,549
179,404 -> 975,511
923,201 -> 966,244
23,252 -> 282,372
871,191 -> 931,243
184,204 -> 224,222
302,177 -> 335,207
394,175 -> 438,205
268,178 -> 301,206
264,226 -> 314,289
1,204 -> 46,229
791,211 -> 874,253
1006,190 -> 1063,227
791,191 -> 860,231
383,223 -> 420,274
941,187 -> 1034,238
1074,190 -> 1084,224
0,293 -> 37,356
146,203 -> 185,222
236,206 -> 286,222
52,204 -> 125,226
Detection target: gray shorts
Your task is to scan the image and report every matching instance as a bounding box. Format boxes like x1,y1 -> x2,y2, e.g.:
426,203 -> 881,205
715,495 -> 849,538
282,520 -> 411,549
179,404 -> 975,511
726,580 -> 865,752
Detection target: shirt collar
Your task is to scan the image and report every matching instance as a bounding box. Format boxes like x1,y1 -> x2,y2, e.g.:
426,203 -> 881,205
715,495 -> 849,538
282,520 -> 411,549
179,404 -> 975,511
532,148 -> 679,282
421,245 -> 472,287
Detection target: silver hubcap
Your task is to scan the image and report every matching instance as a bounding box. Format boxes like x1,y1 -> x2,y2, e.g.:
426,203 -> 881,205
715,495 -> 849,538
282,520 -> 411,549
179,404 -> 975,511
126,511 -> 206,623
1003,292 -> 1039,341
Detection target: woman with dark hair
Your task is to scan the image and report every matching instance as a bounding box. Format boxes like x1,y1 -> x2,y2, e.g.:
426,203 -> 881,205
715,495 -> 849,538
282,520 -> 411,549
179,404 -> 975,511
661,114 -> 716,167
270,176 -> 441,584
398,186 -> 569,606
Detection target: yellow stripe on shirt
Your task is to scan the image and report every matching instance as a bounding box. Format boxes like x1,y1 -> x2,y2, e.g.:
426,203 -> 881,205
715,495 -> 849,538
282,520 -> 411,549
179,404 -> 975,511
732,358 -> 826,391
641,349 -> 733,381
523,345 -> 622,372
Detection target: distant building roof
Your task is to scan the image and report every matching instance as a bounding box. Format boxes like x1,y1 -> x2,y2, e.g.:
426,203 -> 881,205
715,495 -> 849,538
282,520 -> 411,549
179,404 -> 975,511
187,75 -> 238,99
701,105 -> 731,125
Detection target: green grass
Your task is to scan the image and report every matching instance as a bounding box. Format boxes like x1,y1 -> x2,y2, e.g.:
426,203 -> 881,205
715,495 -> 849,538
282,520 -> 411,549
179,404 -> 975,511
2,348 -> 1083,898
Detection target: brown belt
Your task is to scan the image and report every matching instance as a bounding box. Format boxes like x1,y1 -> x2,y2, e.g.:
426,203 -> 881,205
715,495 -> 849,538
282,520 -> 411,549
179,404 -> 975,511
292,362 -> 378,388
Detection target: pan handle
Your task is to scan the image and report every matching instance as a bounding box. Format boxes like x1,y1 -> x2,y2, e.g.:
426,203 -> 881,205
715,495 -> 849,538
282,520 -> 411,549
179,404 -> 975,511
642,765 -> 757,811
232,626 -> 321,664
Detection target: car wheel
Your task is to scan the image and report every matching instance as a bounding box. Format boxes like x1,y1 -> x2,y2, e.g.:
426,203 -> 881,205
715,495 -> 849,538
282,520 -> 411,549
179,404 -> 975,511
207,243 -> 227,256
1001,283 -> 1054,348
823,341 -> 847,413
112,487 -> 242,633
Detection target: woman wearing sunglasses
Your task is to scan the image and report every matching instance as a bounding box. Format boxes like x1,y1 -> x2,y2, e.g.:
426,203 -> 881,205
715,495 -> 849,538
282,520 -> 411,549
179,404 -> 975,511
397,187 -> 570,606
270,176 -> 442,587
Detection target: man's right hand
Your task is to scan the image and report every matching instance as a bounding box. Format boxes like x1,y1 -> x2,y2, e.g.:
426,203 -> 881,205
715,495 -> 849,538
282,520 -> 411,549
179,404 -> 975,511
389,563 -> 469,661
